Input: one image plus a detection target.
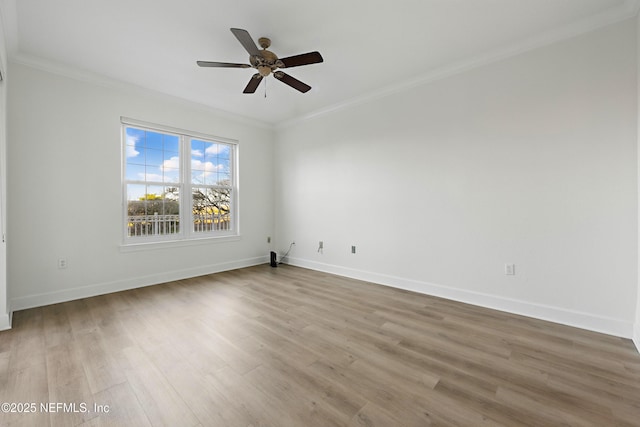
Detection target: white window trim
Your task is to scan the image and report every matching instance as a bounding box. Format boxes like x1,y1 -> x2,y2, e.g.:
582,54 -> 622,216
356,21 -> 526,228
121,117 -> 239,247
119,235 -> 242,253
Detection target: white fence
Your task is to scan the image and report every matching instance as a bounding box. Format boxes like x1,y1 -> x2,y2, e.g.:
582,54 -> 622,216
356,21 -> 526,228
127,213 -> 230,237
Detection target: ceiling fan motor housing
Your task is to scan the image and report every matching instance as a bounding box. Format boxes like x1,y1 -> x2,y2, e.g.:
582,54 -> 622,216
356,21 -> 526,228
251,49 -> 282,77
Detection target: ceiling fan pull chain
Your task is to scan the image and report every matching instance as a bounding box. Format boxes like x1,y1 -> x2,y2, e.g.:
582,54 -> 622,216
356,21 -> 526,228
264,76 -> 267,98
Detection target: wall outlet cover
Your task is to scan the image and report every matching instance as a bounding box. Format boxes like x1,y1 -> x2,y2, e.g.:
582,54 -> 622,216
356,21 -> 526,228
505,264 -> 515,275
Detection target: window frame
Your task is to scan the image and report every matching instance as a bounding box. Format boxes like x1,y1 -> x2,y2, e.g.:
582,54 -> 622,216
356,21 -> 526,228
121,117 -> 239,246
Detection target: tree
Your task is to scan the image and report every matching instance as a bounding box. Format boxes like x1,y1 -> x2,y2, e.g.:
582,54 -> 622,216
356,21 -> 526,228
192,187 -> 231,231
192,187 -> 230,216
127,189 -> 179,216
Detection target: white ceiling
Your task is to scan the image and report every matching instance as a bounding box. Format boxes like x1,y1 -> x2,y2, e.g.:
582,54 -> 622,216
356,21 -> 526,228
1,0 -> 638,126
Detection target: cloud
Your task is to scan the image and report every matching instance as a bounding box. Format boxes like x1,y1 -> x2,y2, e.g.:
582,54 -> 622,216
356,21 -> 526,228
126,141 -> 140,158
205,144 -> 224,156
193,144 -> 226,157
162,156 -> 180,170
130,155 -> 225,183
191,159 -> 224,174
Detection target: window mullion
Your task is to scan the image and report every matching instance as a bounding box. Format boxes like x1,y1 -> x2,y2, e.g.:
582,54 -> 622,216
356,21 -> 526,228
181,135 -> 191,239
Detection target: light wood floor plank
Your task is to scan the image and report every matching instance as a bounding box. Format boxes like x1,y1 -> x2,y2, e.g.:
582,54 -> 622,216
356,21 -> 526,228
46,342 -> 97,426
0,264 -> 639,426
119,346 -> 200,427
1,360 -> 49,427
79,382 -> 153,427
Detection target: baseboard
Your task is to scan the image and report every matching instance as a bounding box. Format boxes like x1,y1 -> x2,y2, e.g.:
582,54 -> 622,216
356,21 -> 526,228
286,257 -> 634,339
0,311 -> 11,331
633,323 -> 640,353
11,255 -> 268,312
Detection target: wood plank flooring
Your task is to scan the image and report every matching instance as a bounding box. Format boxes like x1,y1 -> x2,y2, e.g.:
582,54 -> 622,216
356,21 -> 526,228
1,264 -> 639,426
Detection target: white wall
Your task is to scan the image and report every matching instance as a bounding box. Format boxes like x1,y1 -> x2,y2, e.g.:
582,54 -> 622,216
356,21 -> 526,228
7,63 -> 275,310
275,19 -> 638,338
0,4 -> 9,330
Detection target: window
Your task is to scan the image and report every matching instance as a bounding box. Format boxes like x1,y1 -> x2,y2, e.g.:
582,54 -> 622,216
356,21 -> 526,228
122,118 -> 237,244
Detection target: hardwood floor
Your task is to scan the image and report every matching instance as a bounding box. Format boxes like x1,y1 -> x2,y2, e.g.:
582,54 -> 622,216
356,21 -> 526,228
1,264 -> 639,426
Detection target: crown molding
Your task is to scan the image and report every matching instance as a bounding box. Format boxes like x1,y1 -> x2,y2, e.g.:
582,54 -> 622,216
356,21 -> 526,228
2,0 -> 638,130
276,1 -> 640,130
10,52 -> 275,131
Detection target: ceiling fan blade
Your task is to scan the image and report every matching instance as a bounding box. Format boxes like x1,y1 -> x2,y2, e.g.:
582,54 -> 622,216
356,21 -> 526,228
274,71 -> 311,93
243,74 -> 263,94
279,51 -> 324,68
230,28 -> 260,56
197,61 -> 251,68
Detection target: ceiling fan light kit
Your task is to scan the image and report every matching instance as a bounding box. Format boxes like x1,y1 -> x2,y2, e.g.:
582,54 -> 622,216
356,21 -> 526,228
197,28 -> 323,94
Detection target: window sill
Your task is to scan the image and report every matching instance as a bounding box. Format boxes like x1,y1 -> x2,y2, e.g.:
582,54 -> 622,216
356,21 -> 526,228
119,235 -> 241,253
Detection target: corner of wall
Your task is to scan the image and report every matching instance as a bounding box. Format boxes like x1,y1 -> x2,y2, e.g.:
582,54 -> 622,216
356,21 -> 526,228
635,6 -> 640,355
0,309 -> 10,331
0,2 -> 9,333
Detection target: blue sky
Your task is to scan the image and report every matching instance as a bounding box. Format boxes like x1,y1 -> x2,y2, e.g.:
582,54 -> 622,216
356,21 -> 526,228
125,127 -> 231,201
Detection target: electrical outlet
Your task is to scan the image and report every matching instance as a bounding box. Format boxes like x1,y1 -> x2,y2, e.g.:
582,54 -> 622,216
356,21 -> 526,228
267,236 -> 271,243
351,245 -> 356,254
58,258 -> 68,269
319,241 -> 323,249
504,264 -> 515,275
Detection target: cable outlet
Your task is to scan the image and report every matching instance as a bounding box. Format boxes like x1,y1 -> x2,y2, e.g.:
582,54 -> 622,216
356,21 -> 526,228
504,264 -> 515,275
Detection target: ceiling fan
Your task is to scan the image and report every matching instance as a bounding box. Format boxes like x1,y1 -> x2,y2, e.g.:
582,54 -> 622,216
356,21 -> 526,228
197,28 -> 323,94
